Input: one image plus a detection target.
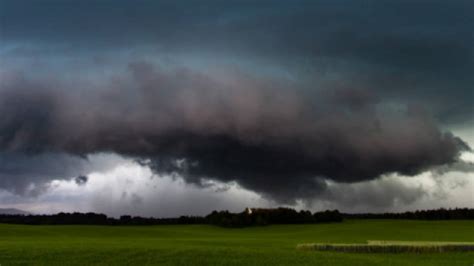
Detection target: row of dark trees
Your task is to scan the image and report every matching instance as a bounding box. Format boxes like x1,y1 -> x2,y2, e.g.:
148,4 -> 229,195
0,208 -> 471,227
206,208 -> 342,227
0,208 -> 341,227
342,208 -> 474,220
0,212 -> 205,226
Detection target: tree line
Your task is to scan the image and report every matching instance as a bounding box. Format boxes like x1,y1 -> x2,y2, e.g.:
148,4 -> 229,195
0,212 -> 205,226
0,208 -> 341,227
206,208 -> 342,227
0,208 -> 471,227
342,208 -> 474,220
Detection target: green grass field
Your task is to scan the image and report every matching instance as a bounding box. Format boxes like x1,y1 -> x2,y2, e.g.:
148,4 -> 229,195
297,240 -> 474,253
0,220 -> 473,265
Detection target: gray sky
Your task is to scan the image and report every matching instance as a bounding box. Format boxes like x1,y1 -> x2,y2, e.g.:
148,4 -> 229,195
0,0 -> 473,216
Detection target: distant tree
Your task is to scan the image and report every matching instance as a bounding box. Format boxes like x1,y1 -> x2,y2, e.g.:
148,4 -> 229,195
0,208 -> 471,226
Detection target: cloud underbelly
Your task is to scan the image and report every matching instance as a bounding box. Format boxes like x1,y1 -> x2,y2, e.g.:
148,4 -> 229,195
0,63 -> 469,202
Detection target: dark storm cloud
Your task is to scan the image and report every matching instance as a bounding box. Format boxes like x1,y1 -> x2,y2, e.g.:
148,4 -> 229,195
0,152 -> 90,195
0,0 -> 472,202
0,61 -> 469,202
1,0 -> 472,122
0,151 -> 125,195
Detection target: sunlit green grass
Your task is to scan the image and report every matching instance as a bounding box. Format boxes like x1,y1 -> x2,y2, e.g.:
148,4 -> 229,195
0,220 -> 473,265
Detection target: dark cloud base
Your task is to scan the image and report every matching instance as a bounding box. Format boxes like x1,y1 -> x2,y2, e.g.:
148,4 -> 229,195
0,0 -> 473,203
0,62 -> 469,202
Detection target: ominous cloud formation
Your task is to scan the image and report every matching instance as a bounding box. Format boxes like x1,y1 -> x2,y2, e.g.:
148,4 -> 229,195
0,61 -> 469,202
0,0 -> 473,205
0,152 -> 89,195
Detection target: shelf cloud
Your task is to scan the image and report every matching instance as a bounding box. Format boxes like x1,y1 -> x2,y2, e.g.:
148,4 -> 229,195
0,0 -> 472,209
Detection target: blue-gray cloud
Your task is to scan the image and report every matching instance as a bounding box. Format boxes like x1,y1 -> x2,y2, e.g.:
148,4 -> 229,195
0,0 -> 472,202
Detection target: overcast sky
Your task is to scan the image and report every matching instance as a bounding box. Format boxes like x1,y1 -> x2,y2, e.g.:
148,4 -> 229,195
0,0 -> 473,216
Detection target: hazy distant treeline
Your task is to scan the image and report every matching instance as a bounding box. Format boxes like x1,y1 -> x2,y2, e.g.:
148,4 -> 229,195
0,212 -> 204,226
0,208 -> 471,227
0,208 -> 341,227
343,208 -> 474,220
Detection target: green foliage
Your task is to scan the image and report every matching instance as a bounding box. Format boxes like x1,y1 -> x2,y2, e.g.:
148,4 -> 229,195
0,220 -> 473,265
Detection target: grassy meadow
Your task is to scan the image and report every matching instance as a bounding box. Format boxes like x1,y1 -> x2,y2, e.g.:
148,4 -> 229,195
0,219 -> 473,265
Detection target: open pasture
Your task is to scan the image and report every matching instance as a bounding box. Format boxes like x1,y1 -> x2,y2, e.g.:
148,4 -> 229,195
0,219 -> 473,265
